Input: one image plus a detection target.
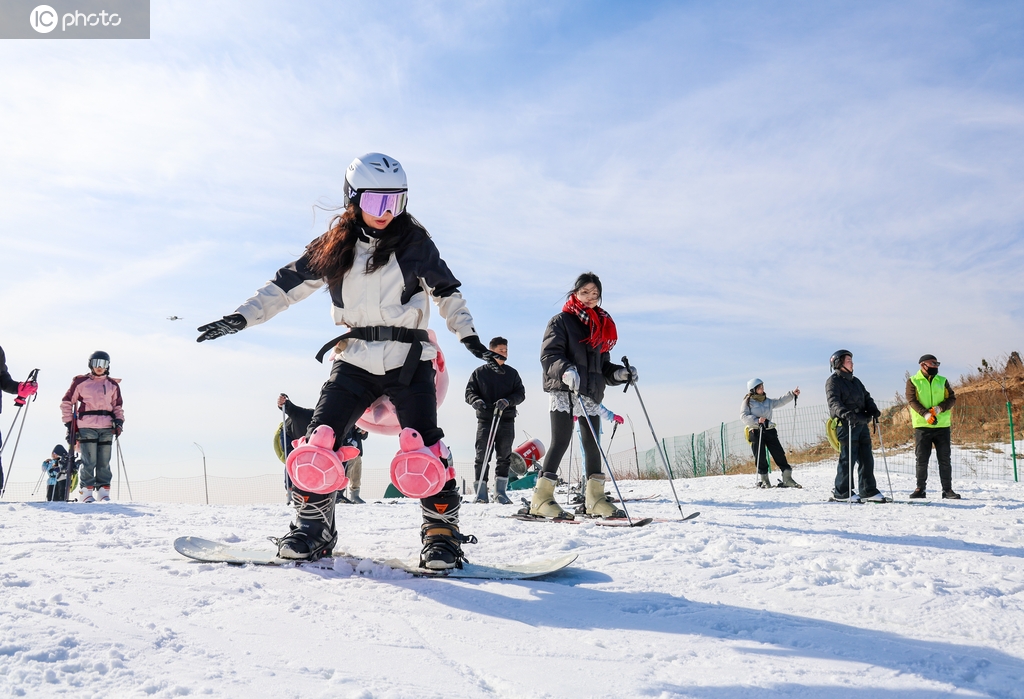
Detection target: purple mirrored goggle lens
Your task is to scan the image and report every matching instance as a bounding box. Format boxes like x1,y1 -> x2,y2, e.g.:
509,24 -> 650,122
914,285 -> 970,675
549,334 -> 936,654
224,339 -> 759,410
359,190 -> 407,217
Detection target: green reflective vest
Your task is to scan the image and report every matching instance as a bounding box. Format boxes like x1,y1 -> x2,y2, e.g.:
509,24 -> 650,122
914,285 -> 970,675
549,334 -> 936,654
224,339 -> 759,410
909,371 -> 951,429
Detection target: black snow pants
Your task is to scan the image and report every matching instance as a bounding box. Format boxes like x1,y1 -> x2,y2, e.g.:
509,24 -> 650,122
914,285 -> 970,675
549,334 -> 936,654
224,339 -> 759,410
541,410 -> 603,480
914,427 -> 952,492
749,426 -> 791,474
834,421 -> 879,498
473,416 -> 515,482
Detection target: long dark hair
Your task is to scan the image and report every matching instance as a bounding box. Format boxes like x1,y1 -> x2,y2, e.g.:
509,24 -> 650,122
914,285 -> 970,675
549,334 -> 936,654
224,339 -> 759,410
305,204 -> 428,288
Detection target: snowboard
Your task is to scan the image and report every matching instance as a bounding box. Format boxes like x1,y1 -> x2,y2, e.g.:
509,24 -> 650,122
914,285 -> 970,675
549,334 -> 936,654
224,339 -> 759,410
173,536 -> 577,580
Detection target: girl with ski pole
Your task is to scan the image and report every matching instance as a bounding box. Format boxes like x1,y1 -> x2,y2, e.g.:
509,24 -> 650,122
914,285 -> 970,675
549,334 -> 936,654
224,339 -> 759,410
197,153 -> 502,570
60,352 -> 124,503
740,378 -> 801,488
531,272 -> 636,519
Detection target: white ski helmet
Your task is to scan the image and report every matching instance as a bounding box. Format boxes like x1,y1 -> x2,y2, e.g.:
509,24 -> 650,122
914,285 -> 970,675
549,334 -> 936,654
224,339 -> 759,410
747,378 -> 764,393
343,153 -> 407,207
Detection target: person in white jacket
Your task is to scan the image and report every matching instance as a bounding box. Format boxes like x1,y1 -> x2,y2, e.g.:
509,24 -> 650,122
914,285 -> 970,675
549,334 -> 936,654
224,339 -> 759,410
740,378 -> 801,488
197,153 -> 502,570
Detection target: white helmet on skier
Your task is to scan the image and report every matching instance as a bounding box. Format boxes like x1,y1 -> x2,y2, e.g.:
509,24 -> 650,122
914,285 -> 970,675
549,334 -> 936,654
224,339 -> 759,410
343,153 -> 408,213
747,378 -> 763,393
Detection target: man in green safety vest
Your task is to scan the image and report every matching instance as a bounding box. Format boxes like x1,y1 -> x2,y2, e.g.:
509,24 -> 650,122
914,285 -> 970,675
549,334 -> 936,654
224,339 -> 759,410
906,354 -> 960,499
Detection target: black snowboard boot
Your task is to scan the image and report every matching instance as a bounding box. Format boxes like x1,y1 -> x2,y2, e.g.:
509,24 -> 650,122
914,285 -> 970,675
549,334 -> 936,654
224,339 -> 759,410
274,490 -> 337,561
420,484 -> 476,569
909,487 -> 926,499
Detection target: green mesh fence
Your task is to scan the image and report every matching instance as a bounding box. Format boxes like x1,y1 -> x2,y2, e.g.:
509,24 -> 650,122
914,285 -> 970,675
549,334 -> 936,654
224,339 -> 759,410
638,401 -> 1021,482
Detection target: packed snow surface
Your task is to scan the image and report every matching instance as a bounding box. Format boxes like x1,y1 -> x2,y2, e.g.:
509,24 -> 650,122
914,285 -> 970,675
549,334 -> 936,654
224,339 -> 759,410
2,461 -> 1023,698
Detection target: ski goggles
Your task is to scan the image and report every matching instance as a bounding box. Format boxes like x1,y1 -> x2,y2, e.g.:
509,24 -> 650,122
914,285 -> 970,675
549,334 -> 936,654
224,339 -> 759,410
89,358 -> 109,370
358,190 -> 408,217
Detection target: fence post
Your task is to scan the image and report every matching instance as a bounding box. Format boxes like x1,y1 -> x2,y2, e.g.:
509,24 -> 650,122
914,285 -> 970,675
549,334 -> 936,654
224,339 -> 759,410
1008,401 -> 1019,483
720,422 -> 727,475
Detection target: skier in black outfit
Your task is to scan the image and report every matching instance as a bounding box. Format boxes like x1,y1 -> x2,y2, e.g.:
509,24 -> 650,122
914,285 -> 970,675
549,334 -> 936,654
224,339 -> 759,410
826,350 -> 884,502
1,345 -> 38,494
531,272 -> 636,519
465,337 -> 526,504
197,153 -> 502,569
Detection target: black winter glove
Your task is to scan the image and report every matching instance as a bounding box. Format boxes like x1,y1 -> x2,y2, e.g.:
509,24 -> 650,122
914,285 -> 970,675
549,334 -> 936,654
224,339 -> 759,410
113,419 -> 124,437
461,336 -> 504,374
472,399 -> 486,411
495,398 -> 509,411
197,314 -> 247,342
64,422 -> 73,445
869,407 -> 882,420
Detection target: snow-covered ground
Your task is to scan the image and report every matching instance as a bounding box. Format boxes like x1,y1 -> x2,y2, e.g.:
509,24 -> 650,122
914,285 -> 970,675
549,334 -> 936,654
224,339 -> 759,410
2,460 -> 1023,699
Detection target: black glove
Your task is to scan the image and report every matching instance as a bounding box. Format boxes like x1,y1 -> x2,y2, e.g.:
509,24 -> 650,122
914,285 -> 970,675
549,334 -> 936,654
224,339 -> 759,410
846,414 -> 863,427
461,336 -> 504,373
64,421 -> 73,445
197,314 -> 247,342
472,399 -> 486,411
113,419 -> 124,437
869,407 -> 882,420
495,398 -> 509,411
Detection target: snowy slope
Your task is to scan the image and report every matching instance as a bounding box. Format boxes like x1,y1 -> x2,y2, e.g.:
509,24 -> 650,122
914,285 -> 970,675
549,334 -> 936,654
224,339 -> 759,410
2,461 -> 1023,698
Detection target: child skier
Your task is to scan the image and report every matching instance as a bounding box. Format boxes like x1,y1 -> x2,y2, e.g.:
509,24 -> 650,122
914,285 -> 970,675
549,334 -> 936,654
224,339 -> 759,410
465,337 -> 525,504
60,352 -> 124,503
531,272 -> 636,519
740,379 -> 801,488
41,445 -> 70,502
198,153 -> 501,569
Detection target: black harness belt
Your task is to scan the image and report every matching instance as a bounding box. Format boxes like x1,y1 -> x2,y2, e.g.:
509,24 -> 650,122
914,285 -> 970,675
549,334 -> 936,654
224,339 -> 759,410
316,326 -> 431,386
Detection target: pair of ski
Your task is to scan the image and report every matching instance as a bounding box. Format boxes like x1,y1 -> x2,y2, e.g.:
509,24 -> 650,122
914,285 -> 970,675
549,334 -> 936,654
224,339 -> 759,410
509,506 -> 700,528
827,496 -> 927,505
173,536 -> 577,580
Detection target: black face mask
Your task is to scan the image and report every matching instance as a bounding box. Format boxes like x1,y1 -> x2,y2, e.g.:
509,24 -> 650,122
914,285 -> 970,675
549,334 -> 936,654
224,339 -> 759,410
925,366 -> 938,377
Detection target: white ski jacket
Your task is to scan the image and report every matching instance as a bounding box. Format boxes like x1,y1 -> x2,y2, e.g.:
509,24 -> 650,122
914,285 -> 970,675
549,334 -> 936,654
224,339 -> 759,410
234,228 -> 477,376
740,391 -> 795,430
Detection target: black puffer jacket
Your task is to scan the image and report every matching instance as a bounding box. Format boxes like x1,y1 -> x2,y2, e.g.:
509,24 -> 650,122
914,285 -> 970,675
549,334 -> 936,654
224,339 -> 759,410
0,346 -> 22,415
465,364 -> 526,419
540,312 -> 625,403
825,370 -> 880,423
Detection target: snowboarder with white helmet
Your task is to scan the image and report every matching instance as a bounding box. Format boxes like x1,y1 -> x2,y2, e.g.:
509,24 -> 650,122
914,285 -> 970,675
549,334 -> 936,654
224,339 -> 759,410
740,378 -> 801,488
197,153 -> 502,570
825,349 -> 883,502
60,351 -> 124,503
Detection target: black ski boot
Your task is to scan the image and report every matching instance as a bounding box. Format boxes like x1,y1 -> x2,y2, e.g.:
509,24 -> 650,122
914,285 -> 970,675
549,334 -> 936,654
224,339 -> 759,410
273,490 -> 337,561
420,483 -> 476,570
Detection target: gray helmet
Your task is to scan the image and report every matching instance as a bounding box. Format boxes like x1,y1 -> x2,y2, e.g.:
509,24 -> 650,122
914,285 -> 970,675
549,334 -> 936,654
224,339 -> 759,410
830,349 -> 852,371
747,378 -> 764,393
88,350 -> 110,373
343,153 -> 407,207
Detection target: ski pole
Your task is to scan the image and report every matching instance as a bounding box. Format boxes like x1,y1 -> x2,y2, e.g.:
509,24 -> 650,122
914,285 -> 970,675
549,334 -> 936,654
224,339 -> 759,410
755,423 -> 766,487
606,422 -> 619,461
0,405 -> 24,457
571,392 -> 633,526
280,394 -> 289,459
114,435 -> 134,501
849,417 -> 854,508
621,356 -> 687,520
479,407 -> 503,492
627,415 -> 641,479
875,418 -> 895,501
31,468 -> 47,498
0,369 -> 39,500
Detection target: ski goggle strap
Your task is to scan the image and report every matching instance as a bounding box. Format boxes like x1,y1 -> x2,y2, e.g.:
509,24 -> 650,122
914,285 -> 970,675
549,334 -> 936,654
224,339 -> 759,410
358,190 -> 407,217
89,358 -> 109,370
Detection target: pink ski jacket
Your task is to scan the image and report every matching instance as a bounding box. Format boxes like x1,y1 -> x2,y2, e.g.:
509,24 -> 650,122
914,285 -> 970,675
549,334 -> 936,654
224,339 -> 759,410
60,374 -> 124,429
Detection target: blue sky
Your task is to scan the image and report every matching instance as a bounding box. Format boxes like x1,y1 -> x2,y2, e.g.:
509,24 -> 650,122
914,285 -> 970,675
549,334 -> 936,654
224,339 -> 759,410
2,0 -> 1023,483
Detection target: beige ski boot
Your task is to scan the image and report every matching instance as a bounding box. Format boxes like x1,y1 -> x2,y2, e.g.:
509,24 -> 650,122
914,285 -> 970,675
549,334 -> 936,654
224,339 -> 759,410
529,474 -> 572,519
585,474 -> 625,518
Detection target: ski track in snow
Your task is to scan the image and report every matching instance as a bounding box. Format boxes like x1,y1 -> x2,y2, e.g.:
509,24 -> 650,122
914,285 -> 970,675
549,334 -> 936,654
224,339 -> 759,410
1,461 -> 1023,698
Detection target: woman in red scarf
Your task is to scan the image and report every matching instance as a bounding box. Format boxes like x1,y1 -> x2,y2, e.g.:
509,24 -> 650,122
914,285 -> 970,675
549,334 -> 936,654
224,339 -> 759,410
532,272 -> 637,519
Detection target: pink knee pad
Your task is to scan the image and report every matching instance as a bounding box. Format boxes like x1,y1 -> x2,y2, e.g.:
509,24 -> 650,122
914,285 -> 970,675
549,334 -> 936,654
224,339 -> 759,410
390,428 -> 456,499
286,425 -> 361,495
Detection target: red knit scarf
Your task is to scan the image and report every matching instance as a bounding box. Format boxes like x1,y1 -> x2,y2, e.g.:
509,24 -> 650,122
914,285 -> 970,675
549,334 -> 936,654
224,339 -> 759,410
563,295 -> 617,353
